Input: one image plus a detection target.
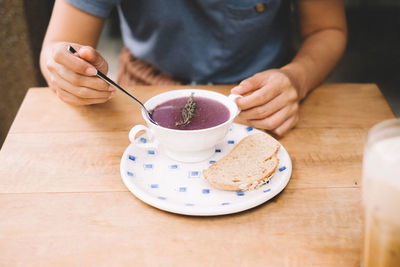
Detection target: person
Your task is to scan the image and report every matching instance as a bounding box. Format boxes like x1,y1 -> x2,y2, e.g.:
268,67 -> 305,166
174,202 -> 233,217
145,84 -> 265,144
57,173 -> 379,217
40,0 -> 347,136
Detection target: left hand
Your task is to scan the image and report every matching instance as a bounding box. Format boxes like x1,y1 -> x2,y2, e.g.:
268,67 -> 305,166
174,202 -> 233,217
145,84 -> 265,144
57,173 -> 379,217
231,69 -> 301,137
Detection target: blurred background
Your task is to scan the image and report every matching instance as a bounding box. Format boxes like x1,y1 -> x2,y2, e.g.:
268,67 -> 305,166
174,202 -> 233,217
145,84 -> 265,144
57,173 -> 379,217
0,0 -> 399,147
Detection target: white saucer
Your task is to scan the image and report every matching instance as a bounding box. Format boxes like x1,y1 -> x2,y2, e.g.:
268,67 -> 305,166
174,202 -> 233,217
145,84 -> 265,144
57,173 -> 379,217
120,123 -> 292,216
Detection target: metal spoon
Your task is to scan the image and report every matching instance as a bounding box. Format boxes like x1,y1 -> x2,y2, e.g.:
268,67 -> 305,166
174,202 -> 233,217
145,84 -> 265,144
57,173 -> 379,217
67,45 -> 158,125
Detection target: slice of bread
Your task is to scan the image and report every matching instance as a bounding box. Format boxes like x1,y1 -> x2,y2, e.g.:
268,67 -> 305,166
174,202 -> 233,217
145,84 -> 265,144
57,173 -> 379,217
203,133 -> 280,191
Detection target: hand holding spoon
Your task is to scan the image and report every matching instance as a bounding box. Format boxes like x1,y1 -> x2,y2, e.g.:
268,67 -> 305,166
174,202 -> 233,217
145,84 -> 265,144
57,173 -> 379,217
67,45 -> 158,125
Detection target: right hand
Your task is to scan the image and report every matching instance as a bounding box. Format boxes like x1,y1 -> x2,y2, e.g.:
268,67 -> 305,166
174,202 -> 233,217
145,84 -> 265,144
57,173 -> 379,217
44,42 -> 115,105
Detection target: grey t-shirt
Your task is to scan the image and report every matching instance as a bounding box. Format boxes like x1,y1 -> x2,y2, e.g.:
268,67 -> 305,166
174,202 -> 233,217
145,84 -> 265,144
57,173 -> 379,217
67,0 -> 293,84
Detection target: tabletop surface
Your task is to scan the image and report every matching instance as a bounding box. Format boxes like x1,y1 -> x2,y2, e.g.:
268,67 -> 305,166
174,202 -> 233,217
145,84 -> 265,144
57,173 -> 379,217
0,84 -> 395,266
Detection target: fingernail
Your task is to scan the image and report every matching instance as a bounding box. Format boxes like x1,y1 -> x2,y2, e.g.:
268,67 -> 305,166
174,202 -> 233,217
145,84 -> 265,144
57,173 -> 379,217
78,46 -> 92,57
79,46 -> 89,52
86,67 -> 97,76
231,85 -> 242,93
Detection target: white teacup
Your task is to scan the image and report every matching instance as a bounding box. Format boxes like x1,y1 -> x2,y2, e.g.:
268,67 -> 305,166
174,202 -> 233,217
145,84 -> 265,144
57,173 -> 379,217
129,89 -> 240,162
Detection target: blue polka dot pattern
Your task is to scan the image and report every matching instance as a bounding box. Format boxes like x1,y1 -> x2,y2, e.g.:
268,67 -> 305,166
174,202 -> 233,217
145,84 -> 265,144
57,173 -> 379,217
202,189 -> 210,194
121,123 -> 292,216
188,171 -> 200,178
143,164 -> 153,170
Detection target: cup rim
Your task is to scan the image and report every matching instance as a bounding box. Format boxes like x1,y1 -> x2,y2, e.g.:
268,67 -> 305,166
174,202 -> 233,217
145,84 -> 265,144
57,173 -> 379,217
142,89 -> 238,133
365,118 -> 400,148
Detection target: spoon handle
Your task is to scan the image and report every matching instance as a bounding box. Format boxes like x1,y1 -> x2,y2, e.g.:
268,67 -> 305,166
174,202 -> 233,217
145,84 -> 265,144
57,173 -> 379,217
67,45 -> 147,111
95,69 -> 148,111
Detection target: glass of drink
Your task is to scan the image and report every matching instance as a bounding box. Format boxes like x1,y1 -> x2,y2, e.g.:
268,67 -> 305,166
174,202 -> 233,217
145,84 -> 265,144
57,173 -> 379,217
362,118 -> 400,267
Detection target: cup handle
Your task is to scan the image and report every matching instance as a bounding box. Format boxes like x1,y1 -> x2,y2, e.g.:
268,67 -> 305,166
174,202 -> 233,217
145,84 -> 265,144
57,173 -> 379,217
129,125 -> 158,148
228,93 -> 243,116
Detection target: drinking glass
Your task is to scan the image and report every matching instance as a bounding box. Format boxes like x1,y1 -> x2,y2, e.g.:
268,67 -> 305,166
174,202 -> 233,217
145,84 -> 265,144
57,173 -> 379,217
362,118 -> 400,267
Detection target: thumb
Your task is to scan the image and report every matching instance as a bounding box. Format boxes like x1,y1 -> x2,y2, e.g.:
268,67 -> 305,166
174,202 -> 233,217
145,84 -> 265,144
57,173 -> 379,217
231,73 -> 266,95
78,46 -> 108,74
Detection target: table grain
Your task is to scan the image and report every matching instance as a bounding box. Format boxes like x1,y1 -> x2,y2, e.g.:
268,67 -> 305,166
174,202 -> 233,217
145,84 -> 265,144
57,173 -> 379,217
0,84 -> 395,266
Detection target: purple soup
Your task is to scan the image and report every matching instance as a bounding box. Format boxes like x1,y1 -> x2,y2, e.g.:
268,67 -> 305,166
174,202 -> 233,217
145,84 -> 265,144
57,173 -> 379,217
151,96 -> 230,130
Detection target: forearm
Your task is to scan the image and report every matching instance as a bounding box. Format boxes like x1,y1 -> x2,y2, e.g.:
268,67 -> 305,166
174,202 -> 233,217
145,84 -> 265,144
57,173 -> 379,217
281,28 -> 347,99
39,0 -> 113,106
40,0 -> 105,82
279,0 -> 347,100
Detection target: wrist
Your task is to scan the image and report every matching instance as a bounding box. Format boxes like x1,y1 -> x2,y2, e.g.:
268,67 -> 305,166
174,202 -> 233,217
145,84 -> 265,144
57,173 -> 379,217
280,63 -> 308,100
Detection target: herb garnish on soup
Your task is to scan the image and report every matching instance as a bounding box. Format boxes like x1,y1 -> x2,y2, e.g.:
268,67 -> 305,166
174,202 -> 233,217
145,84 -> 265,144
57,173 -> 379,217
151,93 -> 230,130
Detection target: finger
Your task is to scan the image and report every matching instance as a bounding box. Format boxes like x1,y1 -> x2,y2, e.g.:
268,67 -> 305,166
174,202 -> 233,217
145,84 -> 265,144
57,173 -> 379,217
53,43 -> 98,76
231,72 -> 267,95
53,71 -> 114,99
54,61 -> 112,92
248,103 -> 298,130
272,114 -> 299,137
78,46 -> 108,74
238,93 -> 287,120
55,86 -> 111,106
236,83 -> 281,111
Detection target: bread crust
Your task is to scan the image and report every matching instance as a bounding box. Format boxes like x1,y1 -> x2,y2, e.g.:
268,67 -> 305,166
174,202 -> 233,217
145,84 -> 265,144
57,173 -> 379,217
202,133 -> 280,191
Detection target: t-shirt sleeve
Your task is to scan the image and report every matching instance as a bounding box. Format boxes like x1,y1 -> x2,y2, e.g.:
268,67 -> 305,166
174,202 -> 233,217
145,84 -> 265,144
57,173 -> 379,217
66,0 -> 121,18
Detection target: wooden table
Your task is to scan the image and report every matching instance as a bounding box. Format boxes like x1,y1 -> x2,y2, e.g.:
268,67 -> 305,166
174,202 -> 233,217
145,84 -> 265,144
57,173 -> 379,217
0,84 -> 395,266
